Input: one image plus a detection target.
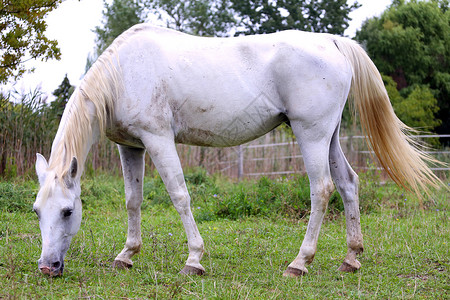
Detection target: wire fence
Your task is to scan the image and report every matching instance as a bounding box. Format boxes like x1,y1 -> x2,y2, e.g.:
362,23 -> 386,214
175,132 -> 450,180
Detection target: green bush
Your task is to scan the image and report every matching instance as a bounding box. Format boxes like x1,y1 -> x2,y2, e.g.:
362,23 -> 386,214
0,167 -> 415,222
81,175 -> 125,210
194,175 -> 344,221
143,174 -> 169,208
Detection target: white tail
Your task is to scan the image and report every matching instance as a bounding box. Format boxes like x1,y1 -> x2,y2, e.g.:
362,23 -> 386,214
333,37 -> 444,197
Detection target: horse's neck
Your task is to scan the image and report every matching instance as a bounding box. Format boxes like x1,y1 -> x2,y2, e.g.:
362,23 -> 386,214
52,122 -> 100,168
49,95 -> 101,178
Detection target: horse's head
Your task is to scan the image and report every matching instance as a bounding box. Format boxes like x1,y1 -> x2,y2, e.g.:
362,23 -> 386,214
34,153 -> 82,276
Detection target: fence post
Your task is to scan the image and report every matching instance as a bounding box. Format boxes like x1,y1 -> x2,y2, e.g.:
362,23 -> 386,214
238,145 -> 244,180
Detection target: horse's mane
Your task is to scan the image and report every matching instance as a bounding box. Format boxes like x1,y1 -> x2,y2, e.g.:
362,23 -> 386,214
46,25 -> 146,183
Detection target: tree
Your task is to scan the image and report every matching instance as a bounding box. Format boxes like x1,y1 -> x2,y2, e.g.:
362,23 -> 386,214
383,75 -> 441,130
230,0 -> 361,35
0,0 -> 62,84
148,0 -> 236,36
148,0 -> 360,37
93,0 -> 147,56
355,0 -> 449,135
50,74 -> 74,121
86,0 -> 147,72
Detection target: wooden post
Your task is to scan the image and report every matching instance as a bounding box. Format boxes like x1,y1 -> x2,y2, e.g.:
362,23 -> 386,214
238,145 -> 244,180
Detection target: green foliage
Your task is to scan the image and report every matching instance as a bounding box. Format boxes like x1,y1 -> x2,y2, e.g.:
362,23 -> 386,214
148,0 -> 236,36
147,0 -> 360,36
396,86 -> 441,129
230,0 -> 361,35
143,173 -> 169,207
355,0 -> 449,135
50,74 -> 74,121
94,0 -> 146,56
183,167 -> 213,186
2,166 -> 436,218
382,74 -> 441,130
81,174 -> 125,211
209,176 -> 312,220
78,168 -> 418,222
155,171 -> 346,221
211,176 -> 346,221
0,0 -> 62,84
86,0 -> 147,71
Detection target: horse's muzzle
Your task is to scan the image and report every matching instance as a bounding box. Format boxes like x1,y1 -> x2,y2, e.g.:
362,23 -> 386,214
39,261 -> 64,276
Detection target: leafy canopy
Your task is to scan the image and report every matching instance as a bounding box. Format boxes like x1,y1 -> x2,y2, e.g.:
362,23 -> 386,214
147,0 -> 360,36
85,0 -> 147,72
383,75 -> 441,130
147,0 -> 236,37
94,0 -> 147,55
0,0 -> 63,84
230,0 -> 360,35
355,0 -> 449,134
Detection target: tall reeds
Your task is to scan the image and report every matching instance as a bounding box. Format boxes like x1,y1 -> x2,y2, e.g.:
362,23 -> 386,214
0,90 -> 123,179
1,90 -> 55,178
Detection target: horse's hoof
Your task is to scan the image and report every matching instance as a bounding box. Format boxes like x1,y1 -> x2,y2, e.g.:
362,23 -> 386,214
113,260 -> 133,269
179,265 -> 205,276
338,261 -> 360,273
283,266 -> 307,278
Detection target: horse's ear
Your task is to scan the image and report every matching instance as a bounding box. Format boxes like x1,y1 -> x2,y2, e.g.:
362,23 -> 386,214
63,157 -> 78,188
68,157 -> 78,180
36,153 -> 48,185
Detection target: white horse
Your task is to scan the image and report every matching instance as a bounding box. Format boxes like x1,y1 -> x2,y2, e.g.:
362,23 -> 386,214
34,24 -> 441,277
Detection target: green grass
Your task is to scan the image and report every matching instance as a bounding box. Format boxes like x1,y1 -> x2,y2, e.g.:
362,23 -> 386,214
0,170 -> 448,299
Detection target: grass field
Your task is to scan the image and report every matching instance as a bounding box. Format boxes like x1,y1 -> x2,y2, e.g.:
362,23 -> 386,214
0,170 -> 448,299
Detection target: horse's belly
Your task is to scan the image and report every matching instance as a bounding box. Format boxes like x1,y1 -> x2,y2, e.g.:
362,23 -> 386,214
170,85 -> 287,147
106,124 -> 145,148
173,112 -> 286,147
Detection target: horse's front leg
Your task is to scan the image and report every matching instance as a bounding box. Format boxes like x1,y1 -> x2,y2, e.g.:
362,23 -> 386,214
143,134 -> 205,275
113,145 -> 146,269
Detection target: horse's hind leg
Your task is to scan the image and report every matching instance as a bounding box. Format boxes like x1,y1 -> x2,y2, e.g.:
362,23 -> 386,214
142,134 -> 205,275
113,145 -> 146,268
283,120 -> 335,277
329,125 -> 364,272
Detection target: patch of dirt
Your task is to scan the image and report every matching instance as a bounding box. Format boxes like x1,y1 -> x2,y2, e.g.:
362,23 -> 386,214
424,258 -> 448,273
397,274 -> 431,281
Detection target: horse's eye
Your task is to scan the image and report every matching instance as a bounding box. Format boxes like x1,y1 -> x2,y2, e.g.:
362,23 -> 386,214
62,208 -> 73,218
